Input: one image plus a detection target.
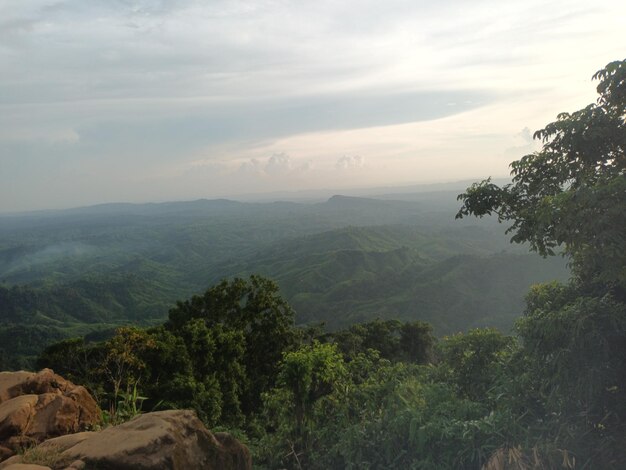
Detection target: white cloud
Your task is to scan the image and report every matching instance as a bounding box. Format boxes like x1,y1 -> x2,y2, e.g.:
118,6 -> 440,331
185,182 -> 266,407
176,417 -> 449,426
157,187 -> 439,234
265,153 -> 291,175
518,127 -> 533,144
237,158 -> 263,176
336,155 -> 365,170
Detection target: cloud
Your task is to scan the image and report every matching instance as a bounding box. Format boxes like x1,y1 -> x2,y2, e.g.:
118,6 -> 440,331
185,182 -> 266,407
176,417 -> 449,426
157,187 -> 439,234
235,153 -> 311,178
336,155 -> 365,170
517,127 -> 533,144
1,0 -> 625,211
237,158 -> 263,176
265,153 -> 291,175
504,127 -> 541,158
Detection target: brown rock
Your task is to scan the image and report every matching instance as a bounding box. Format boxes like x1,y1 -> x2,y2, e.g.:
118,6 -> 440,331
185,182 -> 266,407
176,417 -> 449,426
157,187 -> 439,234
0,447 -> 13,462
36,434 -> 94,452
214,432 -> 254,470
1,371 -> 249,469
0,455 -> 21,468
29,393 -> 91,440
7,410 -> 251,470
63,460 -> 85,470
0,396 -> 38,441
0,371 -> 99,458
1,465 -> 52,470
63,388 -> 98,427
1,370 -> 66,400
0,373 -> 33,404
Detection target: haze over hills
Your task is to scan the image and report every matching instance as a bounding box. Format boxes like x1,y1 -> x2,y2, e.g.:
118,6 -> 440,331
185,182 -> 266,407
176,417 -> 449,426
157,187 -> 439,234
0,189 -> 568,369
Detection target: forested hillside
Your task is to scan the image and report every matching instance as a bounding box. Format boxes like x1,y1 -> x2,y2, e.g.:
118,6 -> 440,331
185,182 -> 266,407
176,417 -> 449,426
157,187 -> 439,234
215,226 -> 567,330
0,190 -> 567,369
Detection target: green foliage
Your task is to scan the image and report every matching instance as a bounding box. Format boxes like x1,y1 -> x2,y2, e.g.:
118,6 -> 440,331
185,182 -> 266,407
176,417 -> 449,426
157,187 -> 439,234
0,324 -> 67,370
36,276 -> 296,429
223,226 -> 568,331
400,321 -> 435,363
257,343 -> 511,470
167,275 -> 296,419
102,382 -> 149,426
0,195 -> 568,368
277,342 -> 346,431
99,327 -> 155,400
330,318 -> 435,364
331,379 -> 499,469
37,337 -> 95,382
457,59 -> 626,468
437,329 -> 514,403
457,59 -> 626,292
514,290 -> 626,461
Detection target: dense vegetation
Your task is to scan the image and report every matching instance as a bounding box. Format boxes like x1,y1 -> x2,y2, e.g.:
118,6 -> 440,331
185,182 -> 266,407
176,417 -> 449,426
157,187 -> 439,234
37,278 -> 496,468
0,191 -> 567,369
5,59 -> 625,468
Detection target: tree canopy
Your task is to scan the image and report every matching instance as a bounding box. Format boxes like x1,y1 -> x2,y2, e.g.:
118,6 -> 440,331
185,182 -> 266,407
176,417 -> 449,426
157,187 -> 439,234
458,59 -> 626,466
457,59 -> 626,294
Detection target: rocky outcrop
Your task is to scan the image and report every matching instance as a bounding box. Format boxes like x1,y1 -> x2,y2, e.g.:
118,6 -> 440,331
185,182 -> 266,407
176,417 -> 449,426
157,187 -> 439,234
0,410 -> 251,470
0,370 -> 251,469
2,465 -> 54,470
0,370 -> 99,455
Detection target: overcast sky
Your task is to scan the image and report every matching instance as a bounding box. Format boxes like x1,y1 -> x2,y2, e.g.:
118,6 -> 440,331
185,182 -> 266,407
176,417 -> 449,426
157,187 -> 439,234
1,0 -> 624,211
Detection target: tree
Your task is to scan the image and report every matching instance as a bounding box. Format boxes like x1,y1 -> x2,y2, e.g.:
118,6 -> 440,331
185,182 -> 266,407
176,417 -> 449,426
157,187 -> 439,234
400,320 -> 435,364
437,328 -> 513,402
99,327 -> 156,405
277,342 -> 346,435
166,275 -> 296,418
456,59 -> 626,466
331,318 -> 435,364
456,59 -> 626,295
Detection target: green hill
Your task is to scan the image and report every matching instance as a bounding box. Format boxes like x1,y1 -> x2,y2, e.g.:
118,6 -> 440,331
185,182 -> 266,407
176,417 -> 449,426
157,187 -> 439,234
210,226 -> 568,331
0,194 -> 569,368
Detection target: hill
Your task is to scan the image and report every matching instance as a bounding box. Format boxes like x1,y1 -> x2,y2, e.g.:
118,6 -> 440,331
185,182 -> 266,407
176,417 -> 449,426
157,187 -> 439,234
0,193 -> 569,368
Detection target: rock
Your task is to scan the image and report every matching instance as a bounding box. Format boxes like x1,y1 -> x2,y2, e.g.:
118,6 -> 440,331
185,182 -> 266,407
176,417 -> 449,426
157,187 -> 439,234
0,371 -> 99,460
0,455 -> 20,468
0,373 -> 32,404
214,432 -> 253,469
1,465 -> 52,470
63,460 -> 85,470
2,410 -> 251,470
0,371 -> 250,469
0,449 -> 12,463
0,395 -> 39,438
0,370 -> 94,407
36,434 -> 93,452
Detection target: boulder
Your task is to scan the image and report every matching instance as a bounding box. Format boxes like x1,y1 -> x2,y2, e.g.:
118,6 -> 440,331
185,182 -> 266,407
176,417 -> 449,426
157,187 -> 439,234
0,370 -> 95,407
0,450 -> 12,463
0,373 -> 32,404
1,410 -> 251,470
2,465 -> 52,470
0,371 -> 251,469
0,371 -> 99,459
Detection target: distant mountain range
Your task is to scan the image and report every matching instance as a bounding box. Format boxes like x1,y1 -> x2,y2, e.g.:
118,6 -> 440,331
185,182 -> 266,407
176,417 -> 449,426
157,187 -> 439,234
0,190 -> 567,368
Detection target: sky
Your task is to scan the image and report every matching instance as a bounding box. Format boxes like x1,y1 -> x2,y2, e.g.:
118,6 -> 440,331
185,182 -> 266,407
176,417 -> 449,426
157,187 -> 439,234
1,0 -> 624,211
